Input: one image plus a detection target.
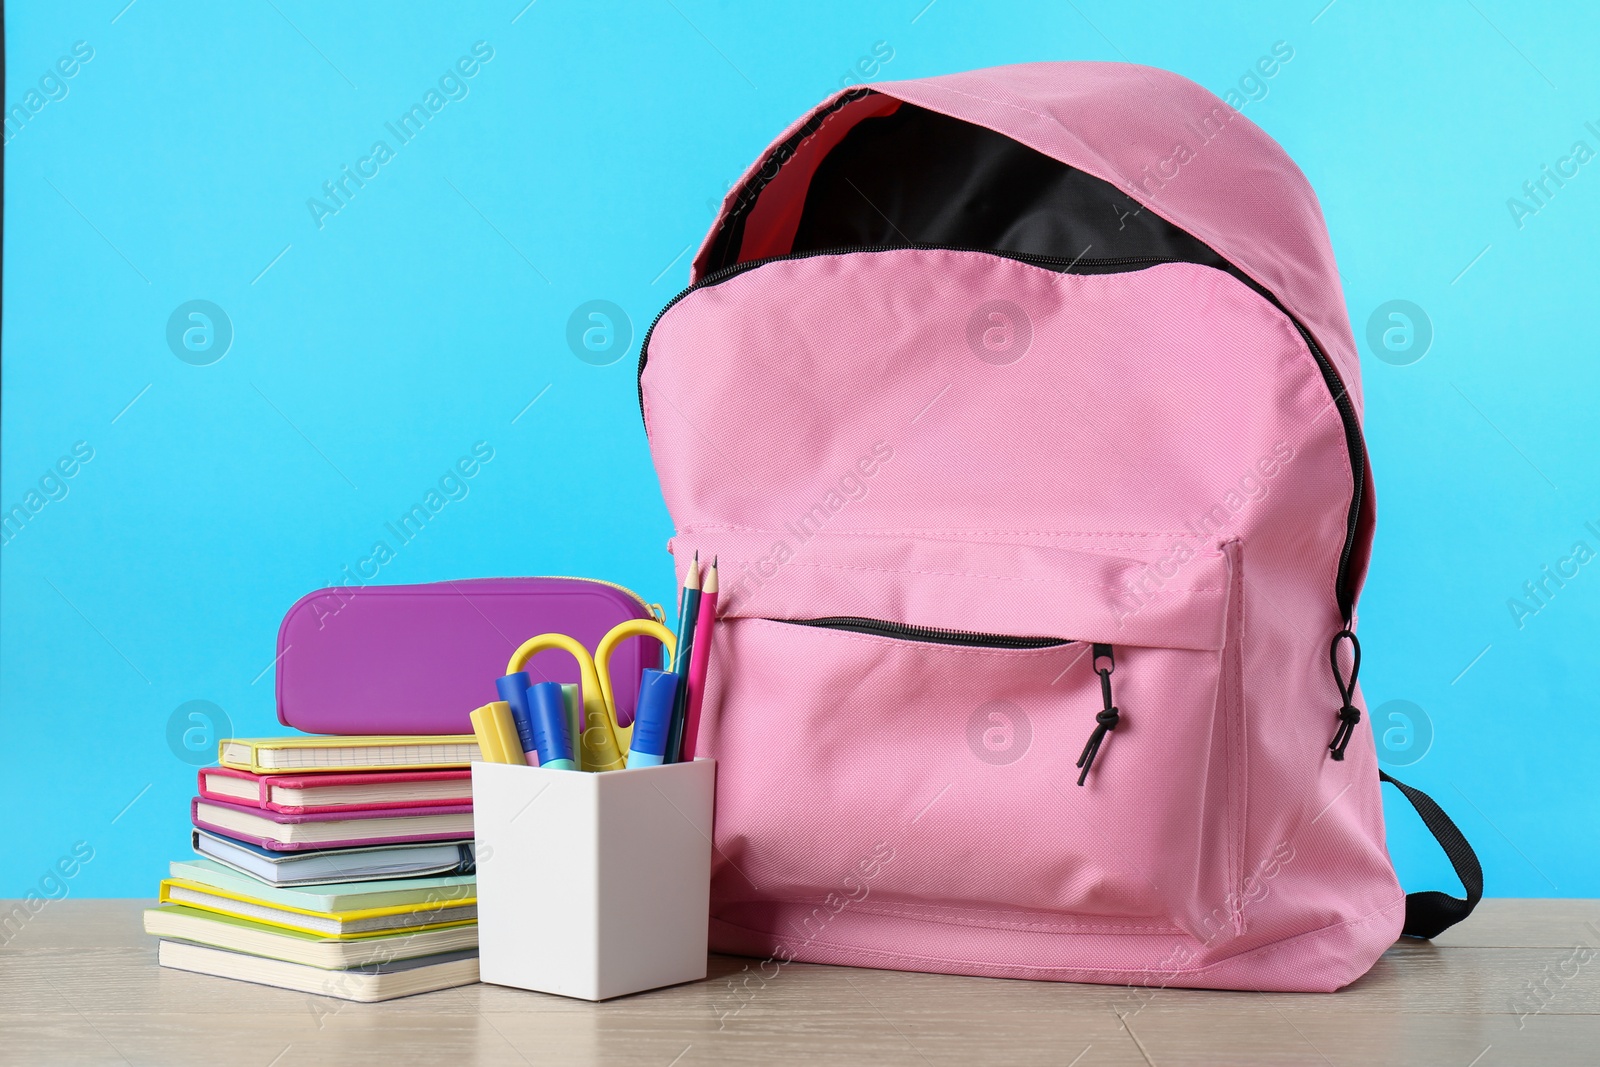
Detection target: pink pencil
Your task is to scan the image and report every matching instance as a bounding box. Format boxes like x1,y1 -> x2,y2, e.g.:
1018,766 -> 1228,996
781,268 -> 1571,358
679,557 -> 718,761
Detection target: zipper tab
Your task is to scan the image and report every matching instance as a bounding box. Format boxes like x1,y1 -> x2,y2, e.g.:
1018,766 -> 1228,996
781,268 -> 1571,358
1075,643 -> 1121,785
1327,629 -> 1362,760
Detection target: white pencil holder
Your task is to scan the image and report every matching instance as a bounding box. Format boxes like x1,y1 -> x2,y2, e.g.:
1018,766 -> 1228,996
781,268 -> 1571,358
472,759 -> 715,1001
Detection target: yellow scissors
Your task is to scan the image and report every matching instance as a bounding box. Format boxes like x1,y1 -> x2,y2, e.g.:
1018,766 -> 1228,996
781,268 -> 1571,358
504,620 -> 677,771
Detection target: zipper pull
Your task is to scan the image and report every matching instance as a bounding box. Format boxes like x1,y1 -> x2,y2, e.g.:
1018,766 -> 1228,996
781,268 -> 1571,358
1076,644 -> 1120,786
1327,628 -> 1362,760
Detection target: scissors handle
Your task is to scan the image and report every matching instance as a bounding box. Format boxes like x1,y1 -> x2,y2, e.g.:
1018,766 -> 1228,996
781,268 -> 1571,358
504,622 -> 677,771
506,633 -> 626,771
594,620 -> 677,735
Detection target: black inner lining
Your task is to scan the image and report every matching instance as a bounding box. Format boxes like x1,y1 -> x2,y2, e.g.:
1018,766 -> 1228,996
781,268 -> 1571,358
718,100 -> 1234,272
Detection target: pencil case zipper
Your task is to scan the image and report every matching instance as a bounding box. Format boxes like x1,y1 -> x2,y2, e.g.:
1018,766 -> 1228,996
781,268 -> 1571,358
448,575 -> 665,624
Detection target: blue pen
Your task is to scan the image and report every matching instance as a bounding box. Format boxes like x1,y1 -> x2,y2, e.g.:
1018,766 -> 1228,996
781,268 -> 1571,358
528,681 -> 577,770
495,671 -> 537,763
627,670 -> 680,768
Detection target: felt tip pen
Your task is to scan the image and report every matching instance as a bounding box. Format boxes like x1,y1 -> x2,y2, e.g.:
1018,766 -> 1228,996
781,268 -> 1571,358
626,669 -> 679,769
495,671 -> 538,763
560,683 -> 582,772
528,681 -> 577,770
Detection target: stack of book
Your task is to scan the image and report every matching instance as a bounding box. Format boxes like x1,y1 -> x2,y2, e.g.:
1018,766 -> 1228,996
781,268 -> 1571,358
144,733 -> 484,1002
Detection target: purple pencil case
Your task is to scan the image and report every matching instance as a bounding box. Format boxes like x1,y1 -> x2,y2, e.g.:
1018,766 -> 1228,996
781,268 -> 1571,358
275,578 -> 664,736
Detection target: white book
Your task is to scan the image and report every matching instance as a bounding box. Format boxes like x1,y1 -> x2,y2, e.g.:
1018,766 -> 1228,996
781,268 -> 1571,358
158,939 -> 479,1002
144,906 -> 478,970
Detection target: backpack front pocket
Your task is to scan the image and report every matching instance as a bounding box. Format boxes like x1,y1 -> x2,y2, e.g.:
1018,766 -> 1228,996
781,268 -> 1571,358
688,530 -> 1246,943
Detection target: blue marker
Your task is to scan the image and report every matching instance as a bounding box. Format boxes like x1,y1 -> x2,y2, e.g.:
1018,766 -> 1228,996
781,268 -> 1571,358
626,670 -> 679,769
495,672 -> 538,763
528,681 -> 577,770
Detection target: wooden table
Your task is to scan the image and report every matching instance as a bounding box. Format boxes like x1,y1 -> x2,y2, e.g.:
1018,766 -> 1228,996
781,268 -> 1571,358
3,899 -> 1596,1065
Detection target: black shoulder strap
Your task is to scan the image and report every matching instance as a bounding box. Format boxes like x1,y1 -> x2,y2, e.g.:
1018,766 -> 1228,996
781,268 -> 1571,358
1380,771 -> 1484,938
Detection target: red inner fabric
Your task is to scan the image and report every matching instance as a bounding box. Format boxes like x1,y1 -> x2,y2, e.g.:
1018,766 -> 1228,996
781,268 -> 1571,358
732,96 -> 901,265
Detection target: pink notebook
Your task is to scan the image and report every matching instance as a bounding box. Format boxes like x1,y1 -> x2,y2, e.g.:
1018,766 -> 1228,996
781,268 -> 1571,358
197,767 -> 473,815
191,797 -> 474,852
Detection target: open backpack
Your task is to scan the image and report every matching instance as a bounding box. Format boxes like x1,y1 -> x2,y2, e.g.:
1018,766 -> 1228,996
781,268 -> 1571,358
641,62 -> 1482,992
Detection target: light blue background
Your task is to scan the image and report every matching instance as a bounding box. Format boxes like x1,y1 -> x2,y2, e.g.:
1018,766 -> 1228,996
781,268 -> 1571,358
3,1 -> 1595,899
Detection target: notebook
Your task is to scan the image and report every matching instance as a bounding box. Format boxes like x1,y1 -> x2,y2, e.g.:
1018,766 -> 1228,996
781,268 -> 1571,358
143,905 -> 479,969
159,878 -> 477,938
157,939 -> 479,1002
199,767 -> 473,814
169,858 -> 474,913
192,830 -> 475,886
191,797 -> 473,850
219,735 -> 480,775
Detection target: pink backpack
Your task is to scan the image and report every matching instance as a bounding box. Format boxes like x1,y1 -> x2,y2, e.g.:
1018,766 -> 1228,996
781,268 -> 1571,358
641,62 -> 1481,993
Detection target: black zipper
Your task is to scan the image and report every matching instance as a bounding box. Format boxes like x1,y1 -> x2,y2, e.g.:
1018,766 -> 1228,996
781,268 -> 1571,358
640,244 -> 1367,623
1294,323 -> 1364,623
770,615 -> 1071,650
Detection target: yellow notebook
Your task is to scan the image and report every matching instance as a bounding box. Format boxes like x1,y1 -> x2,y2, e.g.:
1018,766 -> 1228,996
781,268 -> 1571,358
158,877 -> 477,939
218,735 -> 481,774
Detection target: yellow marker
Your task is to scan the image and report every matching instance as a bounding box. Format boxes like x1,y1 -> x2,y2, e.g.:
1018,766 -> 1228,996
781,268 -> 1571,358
484,700 -> 526,766
469,704 -> 506,763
